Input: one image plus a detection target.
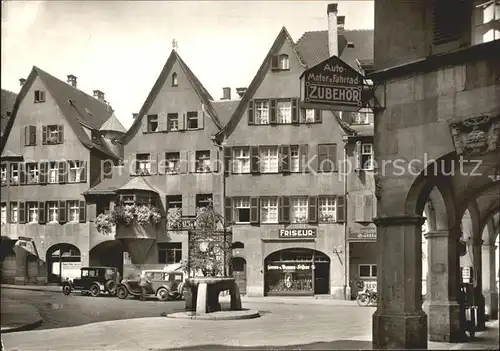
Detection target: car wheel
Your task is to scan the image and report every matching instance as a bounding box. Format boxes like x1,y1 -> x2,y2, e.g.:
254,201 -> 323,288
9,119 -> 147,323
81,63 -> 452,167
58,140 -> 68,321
90,283 -> 100,297
116,285 -> 128,299
105,280 -> 117,295
157,287 -> 170,301
62,284 -> 72,295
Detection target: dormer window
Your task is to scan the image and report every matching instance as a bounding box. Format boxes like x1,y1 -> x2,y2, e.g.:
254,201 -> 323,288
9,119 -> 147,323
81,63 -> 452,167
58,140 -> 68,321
172,73 -> 178,86
279,54 -> 290,70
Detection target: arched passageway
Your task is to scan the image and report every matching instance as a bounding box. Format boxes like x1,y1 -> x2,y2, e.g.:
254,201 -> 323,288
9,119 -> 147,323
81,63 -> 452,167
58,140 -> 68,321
89,240 -> 124,277
232,257 -> 247,295
264,248 -> 330,296
46,243 -> 81,284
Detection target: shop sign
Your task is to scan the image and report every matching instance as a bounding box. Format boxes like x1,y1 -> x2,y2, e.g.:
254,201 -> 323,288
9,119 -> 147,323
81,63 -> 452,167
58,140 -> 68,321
348,228 -> 376,241
279,229 -> 317,238
301,56 -> 363,108
461,267 -> 471,283
267,263 -> 311,271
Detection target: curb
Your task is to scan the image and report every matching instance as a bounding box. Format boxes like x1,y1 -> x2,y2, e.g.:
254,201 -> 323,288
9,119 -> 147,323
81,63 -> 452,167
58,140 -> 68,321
1,285 -> 61,293
166,309 -> 261,320
0,318 -> 43,333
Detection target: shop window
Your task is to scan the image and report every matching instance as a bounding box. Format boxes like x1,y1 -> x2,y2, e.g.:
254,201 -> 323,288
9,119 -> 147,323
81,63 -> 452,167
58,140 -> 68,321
318,197 -> 336,222
158,242 -> 182,264
195,151 -> 211,173
359,264 -> 377,278
291,197 -> 308,223
187,112 -> 198,129
27,202 -> 38,223
147,114 -> 158,132
1,203 -> 6,224
136,154 -> 151,175
361,144 -> 374,170
260,197 -> 278,223
233,197 -> 250,223
196,194 -> 212,209
232,147 -> 250,173
260,146 -> 279,173
164,152 -> 180,174
1,164 -> 7,185
167,113 -> 178,131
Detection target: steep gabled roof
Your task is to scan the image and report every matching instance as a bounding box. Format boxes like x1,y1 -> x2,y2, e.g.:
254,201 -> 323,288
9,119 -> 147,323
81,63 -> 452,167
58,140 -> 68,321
1,66 -> 119,159
118,50 -> 222,145
215,27 -> 306,140
116,176 -> 159,193
100,112 -> 126,133
212,100 -> 240,128
1,89 -> 17,139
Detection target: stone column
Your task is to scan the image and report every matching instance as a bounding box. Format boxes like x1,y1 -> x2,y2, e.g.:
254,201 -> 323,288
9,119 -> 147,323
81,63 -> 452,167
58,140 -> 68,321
424,230 -> 464,342
472,238 -> 486,330
373,215 -> 427,350
482,244 -> 498,320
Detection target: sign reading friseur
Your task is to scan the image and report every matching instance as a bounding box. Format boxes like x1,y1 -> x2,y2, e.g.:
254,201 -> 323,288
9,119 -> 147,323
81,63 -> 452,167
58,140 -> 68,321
279,229 -> 317,238
301,56 -> 364,108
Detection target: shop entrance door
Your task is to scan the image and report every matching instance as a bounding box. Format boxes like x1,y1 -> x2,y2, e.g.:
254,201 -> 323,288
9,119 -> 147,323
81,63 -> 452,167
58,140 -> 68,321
314,262 -> 330,294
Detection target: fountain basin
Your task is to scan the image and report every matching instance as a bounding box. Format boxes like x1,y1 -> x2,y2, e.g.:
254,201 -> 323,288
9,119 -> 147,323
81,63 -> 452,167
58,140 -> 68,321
184,276 -> 242,314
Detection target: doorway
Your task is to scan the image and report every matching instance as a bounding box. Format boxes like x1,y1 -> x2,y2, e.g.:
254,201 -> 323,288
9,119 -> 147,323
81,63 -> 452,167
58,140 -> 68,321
232,257 -> 247,295
314,262 -> 330,294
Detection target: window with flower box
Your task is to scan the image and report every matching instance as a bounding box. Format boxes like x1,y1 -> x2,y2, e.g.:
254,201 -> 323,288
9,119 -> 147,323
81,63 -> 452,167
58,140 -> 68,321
26,163 -> 39,184
196,151 -> 211,173
260,197 -> 278,223
27,202 -> 38,223
232,147 -> 250,173
196,194 -> 212,209
10,202 -> 18,223
319,196 -> 336,223
1,203 -> 6,224
136,154 -> 151,175
1,164 -> 7,185
164,152 -> 180,174
291,197 -> 308,223
166,195 -> 182,212
120,194 -> 155,207
233,197 -> 250,223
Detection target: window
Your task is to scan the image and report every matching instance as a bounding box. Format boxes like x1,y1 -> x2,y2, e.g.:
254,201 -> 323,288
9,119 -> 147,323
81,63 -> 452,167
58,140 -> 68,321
167,195 -> 182,213
359,264 -> 377,278
26,163 -> 39,184
233,197 -> 250,223
260,197 -> 278,223
255,100 -> 269,124
187,112 -> 198,129
167,113 -> 178,131
34,90 -> 46,103
318,144 -> 337,172
279,54 -> 290,70
81,270 -> 89,277
361,144 -> 374,170
68,161 -> 82,182
302,109 -> 316,123
10,203 -> 18,223
68,201 -> 79,222
291,197 -> 308,223
147,114 -> 158,132
319,197 -> 336,222
158,243 -> 182,264
45,125 -> 62,144
260,146 -> 279,173
196,194 -> 212,209
48,162 -> 58,183
10,164 -> 18,184
1,164 -> 7,185
24,125 -> 36,146
122,195 -> 135,206
1,203 -> 6,224
47,201 -> 58,223
136,154 -> 151,175
277,100 -> 292,124
164,152 -> 180,174
290,146 -> 300,172
474,0 -> 500,43
196,151 -> 211,172
172,73 -> 178,86
27,202 -> 38,223
96,201 -> 110,216
232,147 -> 250,173
136,194 -> 154,207
353,110 -> 372,124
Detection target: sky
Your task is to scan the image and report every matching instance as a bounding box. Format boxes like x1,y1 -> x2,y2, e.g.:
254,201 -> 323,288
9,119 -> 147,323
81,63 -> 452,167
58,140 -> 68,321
1,0 -> 374,129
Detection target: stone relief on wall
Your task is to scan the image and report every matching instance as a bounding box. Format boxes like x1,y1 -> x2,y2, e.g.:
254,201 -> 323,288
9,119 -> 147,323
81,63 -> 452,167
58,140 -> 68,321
450,115 -> 500,156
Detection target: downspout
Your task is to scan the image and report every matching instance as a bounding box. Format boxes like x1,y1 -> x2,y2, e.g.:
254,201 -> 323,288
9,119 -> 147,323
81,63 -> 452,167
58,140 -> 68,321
342,135 -> 349,300
211,135 -> 227,276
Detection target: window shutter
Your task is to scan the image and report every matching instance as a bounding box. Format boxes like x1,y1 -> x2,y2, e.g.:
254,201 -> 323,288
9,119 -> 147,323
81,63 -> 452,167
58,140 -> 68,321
38,201 -> 46,224
224,147 -> 231,175
250,197 -> 259,224
179,150 -> 188,174
29,125 -> 36,145
80,161 -> 87,182
158,154 -> 165,175
224,197 -> 233,224
314,109 -> 322,122
329,144 -> 337,171
57,125 -> 64,144
39,162 -> 47,184
42,126 -> 47,144
279,196 -> 290,223
291,99 -> 299,124
19,202 -> 26,224
281,145 -> 290,173
355,141 -> 362,170
198,110 -> 204,129
142,115 -> 148,133
336,196 -> 345,222
318,145 -> 329,172
150,154 -> 158,175
271,55 -> 279,69
186,193 -> 196,216
354,195 -> 364,222
19,163 -> 26,185
58,161 -> 67,183
308,196 -> 317,223
59,201 -> 67,223
270,99 -> 277,124
24,126 -> 29,146
364,195 -> 374,222
79,200 -> 86,223
187,151 -> 196,173
178,113 -> 186,131
250,146 -> 260,173
210,149 -> 219,172
40,91 -> 46,101
432,0 -> 470,49
248,100 -> 254,125
299,144 -> 309,173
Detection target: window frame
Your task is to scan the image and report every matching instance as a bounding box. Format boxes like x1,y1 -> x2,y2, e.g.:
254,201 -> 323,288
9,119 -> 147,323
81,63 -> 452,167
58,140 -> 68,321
259,146 -> 279,173
10,164 -> 19,184
359,264 -> 377,278
158,242 -> 182,264
27,202 -> 39,223
0,164 -> 7,185
233,197 -> 251,224
10,202 -> 18,223
277,99 -> 292,124
196,194 -> 212,209
164,152 -> 180,174
260,197 -> 278,224
26,163 -> 39,184
147,114 -> 159,133
361,143 -> 374,170
1,203 -> 6,224
279,54 -> 290,70
254,100 -> 270,125
290,196 -> 309,224
167,113 -> 179,131
136,153 -> 151,175
68,200 -> 80,222
68,161 -> 82,183
187,111 -> 199,130
232,147 -> 250,174
195,150 -> 211,173
47,201 -> 59,223
290,145 -> 300,173
318,196 -> 337,223
34,90 -> 46,103
46,125 -> 61,144
48,162 -> 58,184
172,72 -> 178,87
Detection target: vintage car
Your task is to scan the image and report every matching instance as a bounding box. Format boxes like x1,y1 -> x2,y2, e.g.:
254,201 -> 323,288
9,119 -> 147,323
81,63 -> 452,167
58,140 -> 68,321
116,270 -> 185,301
62,266 -> 119,297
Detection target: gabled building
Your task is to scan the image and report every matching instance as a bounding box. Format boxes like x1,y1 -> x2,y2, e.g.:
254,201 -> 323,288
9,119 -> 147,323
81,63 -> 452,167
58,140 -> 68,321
0,67 -> 123,284
214,3 -> 374,298
85,49 -> 235,275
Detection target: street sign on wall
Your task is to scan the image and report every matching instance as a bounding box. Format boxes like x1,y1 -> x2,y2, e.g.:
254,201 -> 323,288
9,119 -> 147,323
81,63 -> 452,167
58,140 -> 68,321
348,228 -> 377,242
300,56 -> 364,109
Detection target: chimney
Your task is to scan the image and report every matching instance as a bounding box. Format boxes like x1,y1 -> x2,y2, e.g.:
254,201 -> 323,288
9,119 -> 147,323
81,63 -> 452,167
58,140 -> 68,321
236,87 -> 247,98
337,15 -> 345,31
132,113 -> 139,119
327,3 -> 339,57
93,89 -> 105,102
221,87 -> 231,100
67,74 -> 77,88
19,78 -> 26,87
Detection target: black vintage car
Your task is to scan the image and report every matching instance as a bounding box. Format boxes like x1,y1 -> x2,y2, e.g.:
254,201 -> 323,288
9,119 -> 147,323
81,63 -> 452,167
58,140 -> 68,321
62,266 -> 119,297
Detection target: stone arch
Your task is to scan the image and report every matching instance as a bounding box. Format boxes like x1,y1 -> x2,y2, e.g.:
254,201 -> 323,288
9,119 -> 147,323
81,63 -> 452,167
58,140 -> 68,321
479,199 -> 500,244
89,240 -> 124,276
46,243 -> 81,284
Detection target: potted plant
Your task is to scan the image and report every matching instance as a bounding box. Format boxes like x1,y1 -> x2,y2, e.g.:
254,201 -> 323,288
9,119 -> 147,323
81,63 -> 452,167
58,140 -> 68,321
94,212 -> 115,235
